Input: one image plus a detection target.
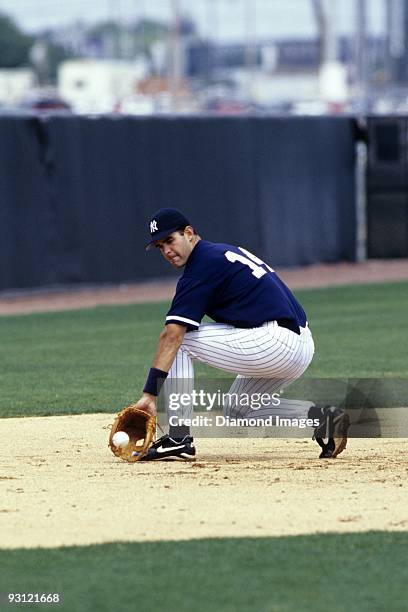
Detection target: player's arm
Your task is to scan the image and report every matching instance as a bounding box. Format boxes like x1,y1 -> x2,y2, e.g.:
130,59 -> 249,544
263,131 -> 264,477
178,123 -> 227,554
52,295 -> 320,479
151,323 -> 186,371
133,324 -> 187,416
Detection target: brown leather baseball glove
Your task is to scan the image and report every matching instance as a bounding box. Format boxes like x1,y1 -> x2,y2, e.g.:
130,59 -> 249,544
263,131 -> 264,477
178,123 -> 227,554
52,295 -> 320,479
108,404 -> 156,462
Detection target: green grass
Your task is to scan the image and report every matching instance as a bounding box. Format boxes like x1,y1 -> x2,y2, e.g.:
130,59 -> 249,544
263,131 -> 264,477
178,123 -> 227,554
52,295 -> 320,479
0,302 -> 166,417
0,281 -> 407,417
1,533 -> 407,612
303,281 -> 408,377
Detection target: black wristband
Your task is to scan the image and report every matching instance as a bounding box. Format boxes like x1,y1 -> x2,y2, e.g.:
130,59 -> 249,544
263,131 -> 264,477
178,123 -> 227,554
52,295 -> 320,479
143,367 -> 168,396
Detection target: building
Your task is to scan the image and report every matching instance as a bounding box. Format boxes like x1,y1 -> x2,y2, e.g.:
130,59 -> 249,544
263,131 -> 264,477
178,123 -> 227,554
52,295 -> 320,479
58,58 -> 148,113
0,69 -> 36,106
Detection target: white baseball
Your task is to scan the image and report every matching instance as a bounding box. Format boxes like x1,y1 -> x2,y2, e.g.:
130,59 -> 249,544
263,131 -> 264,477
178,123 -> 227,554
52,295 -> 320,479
112,431 -> 129,448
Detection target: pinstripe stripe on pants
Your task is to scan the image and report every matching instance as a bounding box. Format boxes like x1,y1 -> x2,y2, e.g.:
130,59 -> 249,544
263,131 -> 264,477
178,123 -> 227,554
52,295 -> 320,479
163,321 -> 315,421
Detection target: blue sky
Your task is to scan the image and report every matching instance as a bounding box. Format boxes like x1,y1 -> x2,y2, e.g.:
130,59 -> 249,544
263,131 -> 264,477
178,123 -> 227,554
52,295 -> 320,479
0,0 -> 385,40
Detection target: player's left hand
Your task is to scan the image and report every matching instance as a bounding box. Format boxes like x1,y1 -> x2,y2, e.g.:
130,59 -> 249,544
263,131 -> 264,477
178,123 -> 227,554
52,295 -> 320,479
133,393 -> 157,417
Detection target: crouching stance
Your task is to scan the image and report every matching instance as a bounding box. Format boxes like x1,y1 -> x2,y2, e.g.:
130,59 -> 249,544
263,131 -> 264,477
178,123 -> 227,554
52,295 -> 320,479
132,208 -> 349,461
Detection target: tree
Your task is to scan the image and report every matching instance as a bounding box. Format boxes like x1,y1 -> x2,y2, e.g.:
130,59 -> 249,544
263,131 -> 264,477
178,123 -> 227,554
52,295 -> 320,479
87,18 -> 169,60
0,13 -> 34,67
133,18 -> 170,57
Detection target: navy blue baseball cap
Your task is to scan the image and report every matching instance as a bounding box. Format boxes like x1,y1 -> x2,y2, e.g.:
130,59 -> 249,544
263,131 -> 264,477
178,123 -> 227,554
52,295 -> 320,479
146,208 -> 191,250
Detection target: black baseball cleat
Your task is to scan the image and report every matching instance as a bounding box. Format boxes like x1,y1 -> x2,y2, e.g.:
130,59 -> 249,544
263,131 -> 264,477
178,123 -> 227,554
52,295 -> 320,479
138,434 -> 196,462
308,405 -> 350,459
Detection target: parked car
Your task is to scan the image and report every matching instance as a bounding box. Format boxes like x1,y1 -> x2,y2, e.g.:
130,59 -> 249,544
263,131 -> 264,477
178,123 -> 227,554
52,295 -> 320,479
19,91 -> 72,114
114,94 -> 155,115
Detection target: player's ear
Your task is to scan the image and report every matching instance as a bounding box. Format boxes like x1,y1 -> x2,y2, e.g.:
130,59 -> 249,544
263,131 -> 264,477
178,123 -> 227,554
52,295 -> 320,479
184,225 -> 195,240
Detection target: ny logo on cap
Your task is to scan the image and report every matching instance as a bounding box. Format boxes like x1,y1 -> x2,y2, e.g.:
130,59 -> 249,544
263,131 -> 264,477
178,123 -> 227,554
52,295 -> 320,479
150,220 -> 158,233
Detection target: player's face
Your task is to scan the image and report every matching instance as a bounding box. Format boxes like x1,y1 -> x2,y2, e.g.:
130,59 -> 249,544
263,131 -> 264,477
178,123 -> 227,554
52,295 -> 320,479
155,229 -> 196,268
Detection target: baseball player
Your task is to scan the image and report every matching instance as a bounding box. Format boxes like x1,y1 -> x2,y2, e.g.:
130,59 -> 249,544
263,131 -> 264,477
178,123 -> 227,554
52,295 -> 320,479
133,208 -> 349,461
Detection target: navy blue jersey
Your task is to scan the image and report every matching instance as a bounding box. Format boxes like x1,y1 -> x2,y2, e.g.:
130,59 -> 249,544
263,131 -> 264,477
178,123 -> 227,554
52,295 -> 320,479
166,240 -> 307,332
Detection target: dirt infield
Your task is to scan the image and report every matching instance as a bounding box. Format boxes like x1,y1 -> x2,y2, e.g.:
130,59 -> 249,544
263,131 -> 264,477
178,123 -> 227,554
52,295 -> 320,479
0,414 -> 407,549
1,262 -> 407,549
1,259 -> 408,316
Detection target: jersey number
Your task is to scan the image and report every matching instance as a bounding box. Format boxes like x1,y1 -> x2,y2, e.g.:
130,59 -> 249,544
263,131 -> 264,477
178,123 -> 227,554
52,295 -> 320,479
225,247 -> 274,279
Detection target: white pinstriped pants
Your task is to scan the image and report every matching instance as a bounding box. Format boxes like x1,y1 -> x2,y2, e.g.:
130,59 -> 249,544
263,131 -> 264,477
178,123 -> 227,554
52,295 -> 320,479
164,321 -> 315,421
